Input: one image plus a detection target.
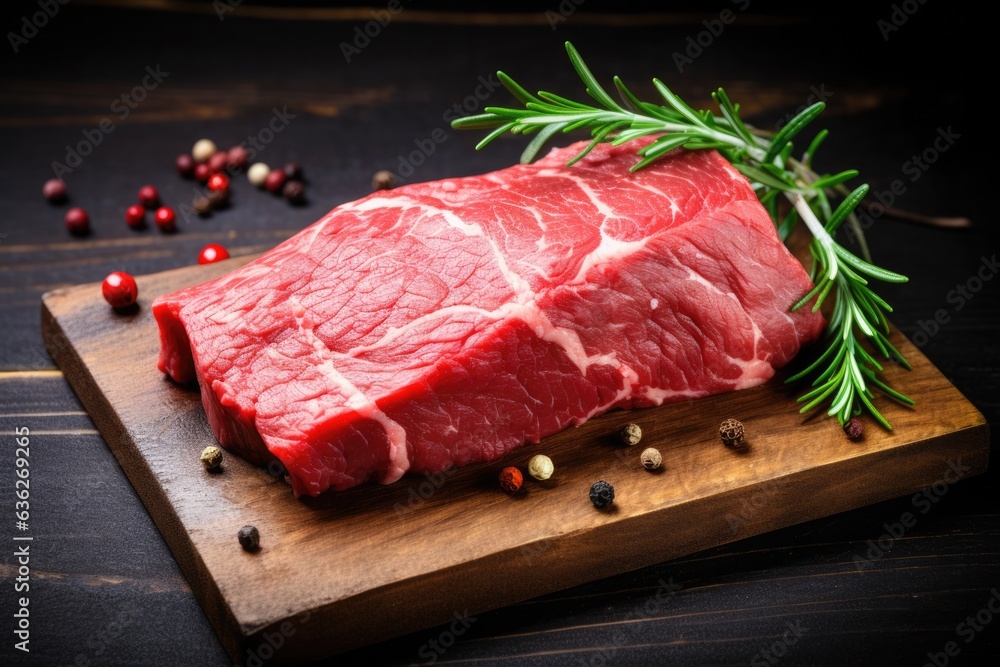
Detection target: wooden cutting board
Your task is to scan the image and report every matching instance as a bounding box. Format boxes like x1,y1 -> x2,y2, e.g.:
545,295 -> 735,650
41,256 -> 989,665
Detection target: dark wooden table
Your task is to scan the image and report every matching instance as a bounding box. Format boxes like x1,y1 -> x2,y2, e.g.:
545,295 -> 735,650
2,2 -> 996,665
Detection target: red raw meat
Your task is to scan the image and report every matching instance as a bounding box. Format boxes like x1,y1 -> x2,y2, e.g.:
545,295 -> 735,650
153,140 -> 824,496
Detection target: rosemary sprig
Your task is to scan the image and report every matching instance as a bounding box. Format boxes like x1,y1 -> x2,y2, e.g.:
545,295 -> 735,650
452,42 -> 914,429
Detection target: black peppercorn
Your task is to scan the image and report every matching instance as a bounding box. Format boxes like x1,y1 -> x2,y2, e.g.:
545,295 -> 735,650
719,418 -> 745,448
283,162 -> 303,180
238,525 -> 260,552
844,418 -> 863,440
283,180 -> 306,204
207,188 -> 229,209
589,480 -> 615,508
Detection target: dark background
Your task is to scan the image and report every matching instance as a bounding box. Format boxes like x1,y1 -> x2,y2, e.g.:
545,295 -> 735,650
1,1 -> 996,665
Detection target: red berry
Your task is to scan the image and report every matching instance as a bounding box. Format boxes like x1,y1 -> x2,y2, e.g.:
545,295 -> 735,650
125,204 -> 146,229
175,154 -> 195,178
227,145 -> 249,170
138,185 -> 160,209
43,179 -> 67,203
194,163 -> 211,183
102,271 -> 138,309
65,207 -> 89,235
155,206 -> 177,232
264,169 -> 286,193
208,151 -> 228,174
207,173 -> 230,192
198,243 -> 230,265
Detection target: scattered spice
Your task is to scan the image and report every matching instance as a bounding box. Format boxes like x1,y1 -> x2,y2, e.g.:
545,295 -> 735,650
589,480 -> 615,508
193,195 -> 213,216
175,154 -> 195,178
499,466 -> 523,493
102,271 -> 138,309
238,525 -> 260,552
200,445 -> 223,471
265,169 -> 287,194
138,184 -> 160,209
154,206 -> 177,233
247,162 -> 270,187
207,151 -> 229,175
719,418 -> 745,449
227,145 -> 250,171
207,172 -> 230,192
125,204 -> 146,229
194,162 -> 212,183
198,243 -> 229,265
528,454 -> 554,481
844,418 -> 863,440
64,207 -> 89,235
372,170 -> 396,191
43,178 -> 67,203
282,180 -> 305,204
640,447 -> 662,470
620,422 -> 642,446
192,138 -> 217,163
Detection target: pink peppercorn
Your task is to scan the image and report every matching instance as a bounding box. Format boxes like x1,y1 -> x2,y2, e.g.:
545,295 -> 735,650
138,185 -> 160,209
102,271 -> 138,309
264,169 -> 286,193
43,179 -> 68,203
175,154 -> 195,178
125,205 -> 146,229
65,207 -> 89,235
155,206 -> 176,233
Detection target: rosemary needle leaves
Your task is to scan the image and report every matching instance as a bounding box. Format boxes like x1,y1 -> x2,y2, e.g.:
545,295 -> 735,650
452,41 -> 913,429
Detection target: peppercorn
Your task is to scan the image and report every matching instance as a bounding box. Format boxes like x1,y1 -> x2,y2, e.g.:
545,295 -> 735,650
620,422 -> 642,446
207,151 -> 228,175
200,445 -> 223,471
282,180 -> 305,204
198,243 -> 229,265
102,271 -> 138,309
528,454 -> 554,481
43,178 -> 67,203
719,418 -> 745,448
207,188 -> 229,209
138,184 -> 160,209
175,154 -> 195,178
499,466 -> 523,493
640,447 -> 662,470
193,195 -> 213,216
65,207 -> 90,235
265,169 -> 287,194
155,206 -> 176,233
589,480 -> 615,508
227,145 -> 249,171
238,525 -> 260,552
125,204 -> 145,229
192,138 -> 217,163
372,170 -> 396,191
194,163 -> 212,183
283,162 -> 303,180
207,172 -> 230,192
247,162 -> 270,187
844,418 -> 863,440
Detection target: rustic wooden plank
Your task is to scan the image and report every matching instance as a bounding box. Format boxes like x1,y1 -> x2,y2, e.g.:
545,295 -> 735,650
40,253 -> 989,664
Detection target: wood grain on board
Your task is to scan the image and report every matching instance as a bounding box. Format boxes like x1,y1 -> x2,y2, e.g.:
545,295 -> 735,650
40,256 -> 989,665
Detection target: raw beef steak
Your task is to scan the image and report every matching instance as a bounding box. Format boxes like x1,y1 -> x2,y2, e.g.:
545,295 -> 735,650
153,139 -> 824,496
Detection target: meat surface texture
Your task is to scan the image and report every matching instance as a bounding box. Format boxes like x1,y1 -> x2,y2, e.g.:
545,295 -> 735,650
153,139 -> 824,497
